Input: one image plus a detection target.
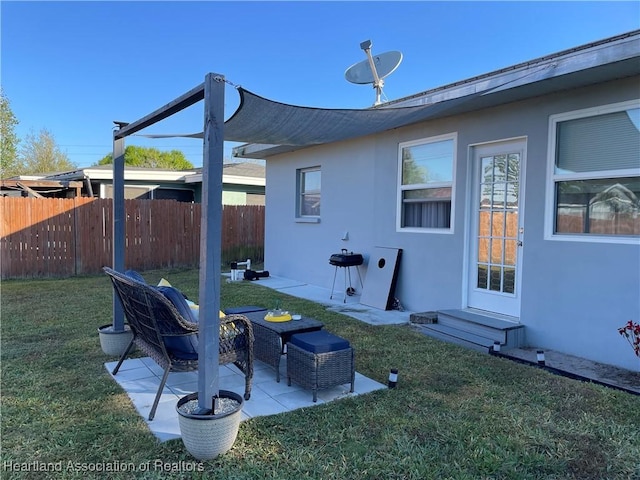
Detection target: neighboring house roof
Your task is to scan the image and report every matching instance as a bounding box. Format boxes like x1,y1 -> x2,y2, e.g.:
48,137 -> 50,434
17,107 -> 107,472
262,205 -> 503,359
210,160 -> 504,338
45,165 -> 198,182
184,162 -> 265,186
0,179 -> 84,197
37,163 -> 265,186
3,163 -> 265,198
232,30 -> 640,159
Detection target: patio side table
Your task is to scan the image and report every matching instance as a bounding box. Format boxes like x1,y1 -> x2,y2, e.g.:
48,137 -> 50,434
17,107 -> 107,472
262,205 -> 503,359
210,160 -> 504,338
240,310 -> 324,382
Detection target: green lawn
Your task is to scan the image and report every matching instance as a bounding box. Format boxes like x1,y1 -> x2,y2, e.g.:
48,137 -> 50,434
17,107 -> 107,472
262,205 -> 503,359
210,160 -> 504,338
2,269 -> 639,479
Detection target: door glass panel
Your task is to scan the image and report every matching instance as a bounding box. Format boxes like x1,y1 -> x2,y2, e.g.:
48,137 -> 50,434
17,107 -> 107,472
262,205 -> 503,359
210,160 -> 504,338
477,264 -> 488,289
490,239 -> 503,263
493,155 -> 507,182
504,240 -> 517,265
492,186 -> 506,207
478,238 -> 489,262
475,153 -> 520,296
507,154 -> 520,181
491,211 -> 505,237
479,210 -> 490,236
489,266 -> 502,291
506,182 -> 518,208
503,267 -> 515,293
505,211 -> 518,237
481,157 -> 493,182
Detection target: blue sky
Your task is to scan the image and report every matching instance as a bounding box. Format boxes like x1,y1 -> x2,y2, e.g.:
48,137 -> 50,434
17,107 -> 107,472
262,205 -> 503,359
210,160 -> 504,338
2,1 -> 639,168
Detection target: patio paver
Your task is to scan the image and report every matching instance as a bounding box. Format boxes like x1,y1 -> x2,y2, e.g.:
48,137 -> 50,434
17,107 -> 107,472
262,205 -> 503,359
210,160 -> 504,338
105,357 -> 385,442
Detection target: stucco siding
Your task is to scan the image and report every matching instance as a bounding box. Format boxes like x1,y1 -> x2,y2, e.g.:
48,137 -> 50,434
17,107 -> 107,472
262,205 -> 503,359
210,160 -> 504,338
264,138 -> 378,288
264,76 -> 640,370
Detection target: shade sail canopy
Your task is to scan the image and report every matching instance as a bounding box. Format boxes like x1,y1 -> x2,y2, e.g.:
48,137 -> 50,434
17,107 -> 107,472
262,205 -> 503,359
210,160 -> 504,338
223,87 -> 480,146
142,87 -> 487,147
137,31 -> 640,152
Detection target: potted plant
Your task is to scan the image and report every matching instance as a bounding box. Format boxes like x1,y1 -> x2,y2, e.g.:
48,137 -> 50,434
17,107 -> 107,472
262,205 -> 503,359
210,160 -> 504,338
176,390 -> 244,460
99,269 -> 139,356
98,322 -> 133,356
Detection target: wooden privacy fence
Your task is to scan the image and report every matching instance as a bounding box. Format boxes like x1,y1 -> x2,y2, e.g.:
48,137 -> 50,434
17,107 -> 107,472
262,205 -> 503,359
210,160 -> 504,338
0,197 -> 264,279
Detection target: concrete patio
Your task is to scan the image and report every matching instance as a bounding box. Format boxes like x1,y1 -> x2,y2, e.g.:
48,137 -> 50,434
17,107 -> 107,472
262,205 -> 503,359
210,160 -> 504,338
239,274 -> 410,326
105,356 -> 385,442
103,275 -> 404,442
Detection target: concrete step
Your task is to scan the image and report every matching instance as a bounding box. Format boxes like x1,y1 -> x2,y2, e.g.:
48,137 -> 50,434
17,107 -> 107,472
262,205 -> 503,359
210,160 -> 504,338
412,308 -> 525,351
437,309 -> 524,345
414,324 -> 491,353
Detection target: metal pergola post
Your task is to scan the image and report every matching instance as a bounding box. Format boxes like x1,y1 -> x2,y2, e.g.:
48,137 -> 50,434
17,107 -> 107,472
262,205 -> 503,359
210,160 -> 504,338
111,136 -> 125,331
196,73 -> 224,412
110,74 -> 224,412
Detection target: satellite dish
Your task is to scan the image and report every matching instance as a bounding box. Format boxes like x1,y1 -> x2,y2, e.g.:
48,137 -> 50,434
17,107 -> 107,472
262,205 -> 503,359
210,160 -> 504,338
345,40 -> 403,106
345,51 -> 403,84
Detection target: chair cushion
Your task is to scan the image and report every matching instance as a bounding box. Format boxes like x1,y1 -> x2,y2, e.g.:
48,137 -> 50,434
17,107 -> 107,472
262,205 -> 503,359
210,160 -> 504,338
157,286 -> 199,360
290,331 -> 350,354
224,306 -> 268,315
157,286 -> 198,323
157,288 -> 244,361
124,269 -> 147,283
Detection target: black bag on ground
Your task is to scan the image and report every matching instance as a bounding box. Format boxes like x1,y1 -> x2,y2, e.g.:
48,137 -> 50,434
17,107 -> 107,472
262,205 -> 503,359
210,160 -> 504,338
244,270 -> 270,281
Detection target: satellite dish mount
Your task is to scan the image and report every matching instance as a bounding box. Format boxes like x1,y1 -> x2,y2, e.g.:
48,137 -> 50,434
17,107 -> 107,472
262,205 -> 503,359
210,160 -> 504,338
345,40 -> 403,106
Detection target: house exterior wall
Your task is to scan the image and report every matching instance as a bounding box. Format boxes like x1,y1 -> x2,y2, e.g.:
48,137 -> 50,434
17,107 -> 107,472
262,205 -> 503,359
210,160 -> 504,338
264,76 -> 640,370
265,137 -> 377,286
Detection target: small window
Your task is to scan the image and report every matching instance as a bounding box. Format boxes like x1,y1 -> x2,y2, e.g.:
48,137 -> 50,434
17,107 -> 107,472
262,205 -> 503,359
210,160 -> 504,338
153,188 -> 194,203
550,102 -> 640,239
297,167 -> 321,218
398,134 -> 456,230
104,185 -> 151,199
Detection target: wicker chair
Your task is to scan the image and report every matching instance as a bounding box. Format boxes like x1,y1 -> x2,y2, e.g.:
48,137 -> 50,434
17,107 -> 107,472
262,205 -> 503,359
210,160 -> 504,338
103,267 -> 254,420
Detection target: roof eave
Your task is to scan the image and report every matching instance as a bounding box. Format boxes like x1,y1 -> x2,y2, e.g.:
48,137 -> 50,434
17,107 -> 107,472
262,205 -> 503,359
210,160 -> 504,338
184,173 -> 265,186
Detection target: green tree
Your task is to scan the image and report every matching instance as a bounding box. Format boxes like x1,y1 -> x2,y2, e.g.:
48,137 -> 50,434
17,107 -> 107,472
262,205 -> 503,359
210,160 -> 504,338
97,145 -> 194,170
0,90 -> 20,178
18,129 -> 77,174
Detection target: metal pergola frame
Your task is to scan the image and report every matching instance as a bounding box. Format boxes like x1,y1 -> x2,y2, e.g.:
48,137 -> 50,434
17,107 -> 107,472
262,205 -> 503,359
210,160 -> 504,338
111,73 -> 225,412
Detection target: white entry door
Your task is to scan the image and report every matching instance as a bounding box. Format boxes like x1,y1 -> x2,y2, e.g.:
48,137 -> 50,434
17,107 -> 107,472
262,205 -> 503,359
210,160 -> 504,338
467,139 -> 526,317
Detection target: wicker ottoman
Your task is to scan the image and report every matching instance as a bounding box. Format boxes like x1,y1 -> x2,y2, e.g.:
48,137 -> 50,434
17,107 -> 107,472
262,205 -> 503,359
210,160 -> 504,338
286,331 -> 355,402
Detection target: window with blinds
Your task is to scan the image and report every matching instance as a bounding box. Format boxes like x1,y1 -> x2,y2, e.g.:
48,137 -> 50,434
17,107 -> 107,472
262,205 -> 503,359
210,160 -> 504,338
552,103 -> 640,237
398,134 -> 456,231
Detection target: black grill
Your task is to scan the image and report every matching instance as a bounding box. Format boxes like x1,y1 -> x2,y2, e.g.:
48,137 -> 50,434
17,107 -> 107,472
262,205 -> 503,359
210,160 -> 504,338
329,251 -> 363,267
329,250 -> 364,302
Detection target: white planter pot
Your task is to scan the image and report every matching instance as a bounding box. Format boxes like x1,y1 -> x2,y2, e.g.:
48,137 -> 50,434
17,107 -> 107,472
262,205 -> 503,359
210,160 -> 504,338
98,324 -> 133,356
176,391 -> 244,460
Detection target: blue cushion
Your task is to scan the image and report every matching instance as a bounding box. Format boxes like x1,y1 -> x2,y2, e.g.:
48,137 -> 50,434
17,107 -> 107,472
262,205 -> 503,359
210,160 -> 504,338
290,331 -> 350,354
157,286 -> 198,323
224,306 -> 267,315
125,269 -> 147,283
157,286 -> 199,360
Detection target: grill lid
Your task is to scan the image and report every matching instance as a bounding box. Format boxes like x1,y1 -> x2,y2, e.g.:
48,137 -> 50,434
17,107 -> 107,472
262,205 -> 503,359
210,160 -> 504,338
329,250 -> 363,267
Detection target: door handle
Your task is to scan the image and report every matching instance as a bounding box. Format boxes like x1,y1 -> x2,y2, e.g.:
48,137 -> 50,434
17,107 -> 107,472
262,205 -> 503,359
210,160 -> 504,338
518,227 -> 524,247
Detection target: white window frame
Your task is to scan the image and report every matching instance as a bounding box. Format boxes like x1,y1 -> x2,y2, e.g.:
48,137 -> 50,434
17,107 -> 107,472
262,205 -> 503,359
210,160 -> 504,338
296,166 -> 321,223
544,99 -> 640,244
396,132 -> 457,234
